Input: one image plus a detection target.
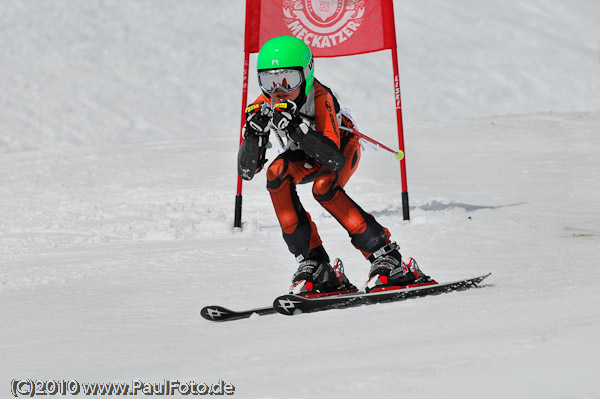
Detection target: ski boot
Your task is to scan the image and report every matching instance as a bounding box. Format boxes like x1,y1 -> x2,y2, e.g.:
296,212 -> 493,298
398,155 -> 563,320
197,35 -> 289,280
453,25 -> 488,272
290,249 -> 357,296
365,242 -> 436,293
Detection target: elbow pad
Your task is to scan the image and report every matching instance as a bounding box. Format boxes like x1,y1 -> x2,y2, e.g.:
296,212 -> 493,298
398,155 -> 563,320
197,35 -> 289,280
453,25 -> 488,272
238,134 -> 268,180
295,125 -> 345,172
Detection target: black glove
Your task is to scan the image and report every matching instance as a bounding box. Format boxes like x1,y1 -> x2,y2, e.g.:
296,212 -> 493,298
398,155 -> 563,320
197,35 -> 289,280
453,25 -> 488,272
245,102 -> 272,137
272,100 -> 307,142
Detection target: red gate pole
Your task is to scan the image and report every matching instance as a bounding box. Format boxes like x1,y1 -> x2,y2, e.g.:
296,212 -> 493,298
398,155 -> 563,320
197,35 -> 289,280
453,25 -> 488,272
391,45 -> 410,221
233,50 -> 250,231
385,0 -> 410,221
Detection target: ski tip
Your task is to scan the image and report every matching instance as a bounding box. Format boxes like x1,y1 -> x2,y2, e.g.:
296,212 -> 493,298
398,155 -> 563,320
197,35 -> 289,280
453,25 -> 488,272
200,305 -> 234,321
273,295 -> 305,316
468,272 -> 492,287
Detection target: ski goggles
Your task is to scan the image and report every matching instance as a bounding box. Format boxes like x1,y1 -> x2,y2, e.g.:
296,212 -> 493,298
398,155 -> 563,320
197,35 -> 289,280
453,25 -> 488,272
258,69 -> 303,94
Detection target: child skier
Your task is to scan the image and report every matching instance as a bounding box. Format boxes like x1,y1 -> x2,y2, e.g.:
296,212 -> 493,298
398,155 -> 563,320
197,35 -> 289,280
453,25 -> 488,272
238,36 -> 433,295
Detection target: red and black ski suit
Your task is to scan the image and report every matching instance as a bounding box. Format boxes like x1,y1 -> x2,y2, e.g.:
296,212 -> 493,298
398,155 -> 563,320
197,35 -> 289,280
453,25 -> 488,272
250,80 -> 392,261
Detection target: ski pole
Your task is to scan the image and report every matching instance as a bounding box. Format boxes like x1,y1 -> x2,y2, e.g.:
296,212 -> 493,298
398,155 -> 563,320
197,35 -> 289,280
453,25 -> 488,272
342,127 -> 405,160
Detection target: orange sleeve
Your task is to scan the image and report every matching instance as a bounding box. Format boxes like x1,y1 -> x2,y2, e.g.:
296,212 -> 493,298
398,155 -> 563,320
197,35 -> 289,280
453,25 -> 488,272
313,83 -> 341,149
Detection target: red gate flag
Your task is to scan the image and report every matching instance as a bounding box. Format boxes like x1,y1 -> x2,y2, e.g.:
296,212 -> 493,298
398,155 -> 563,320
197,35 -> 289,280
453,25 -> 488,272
244,0 -> 397,57
234,0 -> 410,230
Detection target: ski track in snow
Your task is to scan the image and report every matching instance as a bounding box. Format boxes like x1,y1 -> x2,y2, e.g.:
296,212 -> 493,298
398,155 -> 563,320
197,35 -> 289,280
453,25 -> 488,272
2,1 -> 600,398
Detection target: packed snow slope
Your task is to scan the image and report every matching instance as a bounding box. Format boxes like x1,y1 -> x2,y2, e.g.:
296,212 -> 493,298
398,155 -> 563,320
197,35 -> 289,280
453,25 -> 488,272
1,1 -> 600,398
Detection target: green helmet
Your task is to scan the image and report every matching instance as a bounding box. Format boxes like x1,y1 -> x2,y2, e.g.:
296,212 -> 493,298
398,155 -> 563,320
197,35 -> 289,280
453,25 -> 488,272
257,36 -> 314,97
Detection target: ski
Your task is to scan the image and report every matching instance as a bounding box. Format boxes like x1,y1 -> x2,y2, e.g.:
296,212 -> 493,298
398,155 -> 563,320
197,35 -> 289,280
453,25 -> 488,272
273,273 -> 492,316
200,288 -> 358,322
201,274 -> 491,321
200,304 -> 276,322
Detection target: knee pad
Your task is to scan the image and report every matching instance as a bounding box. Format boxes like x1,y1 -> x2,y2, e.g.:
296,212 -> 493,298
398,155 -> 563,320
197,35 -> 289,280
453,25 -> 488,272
312,173 -> 339,203
266,158 -> 288,190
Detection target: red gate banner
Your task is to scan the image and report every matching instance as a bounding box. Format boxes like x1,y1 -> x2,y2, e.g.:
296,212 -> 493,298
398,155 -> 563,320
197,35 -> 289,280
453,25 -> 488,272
245,0 -> 397,57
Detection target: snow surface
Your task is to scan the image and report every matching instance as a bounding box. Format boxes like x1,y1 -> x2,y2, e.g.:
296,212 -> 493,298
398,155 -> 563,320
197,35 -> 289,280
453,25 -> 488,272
2,1 -> 600,398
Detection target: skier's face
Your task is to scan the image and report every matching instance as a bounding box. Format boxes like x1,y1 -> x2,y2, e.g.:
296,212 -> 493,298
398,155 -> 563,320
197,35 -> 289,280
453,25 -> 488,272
271,87 -> 301,104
